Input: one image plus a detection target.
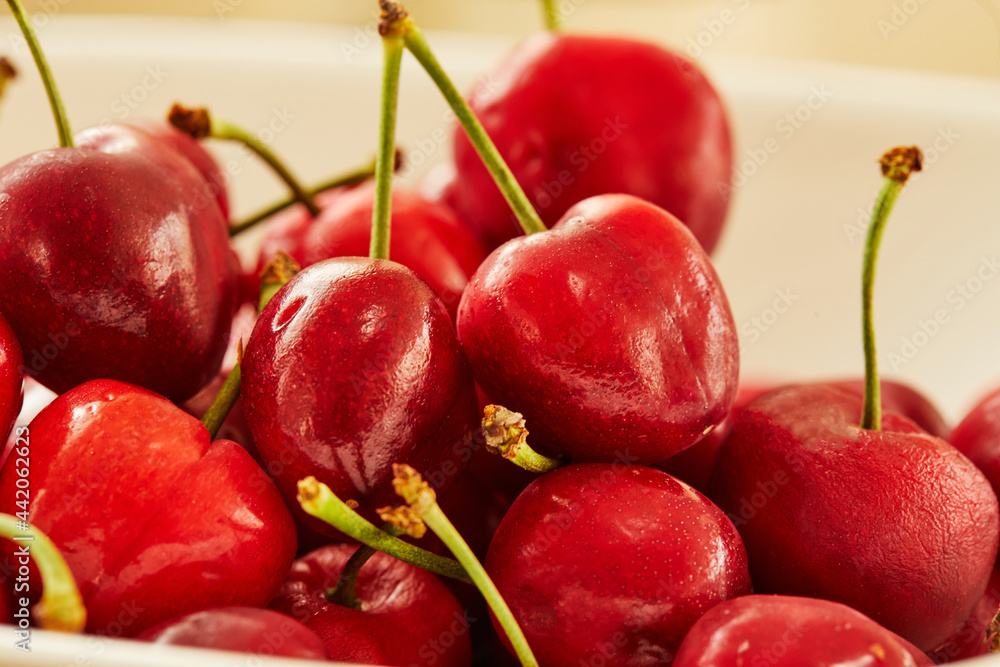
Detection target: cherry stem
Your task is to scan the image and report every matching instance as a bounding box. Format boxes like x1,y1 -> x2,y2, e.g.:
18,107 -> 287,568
257,249 -> 300,315
5,0 -> 73,147
383,464 -> 539,667
0,514 -> 85,632
379,1 -> 546,236
370,30 -> 404,261
228,153 -> 397,237
482,405 -> 564,473
325,524 -> 403,610
541,0 -> 562,31
0,57 -> 17,109
200,348 -> 242,440
861,146 -> 923,431
988,603 -> 1000,653
169,104 -> 320,218
296,475 -> 472,584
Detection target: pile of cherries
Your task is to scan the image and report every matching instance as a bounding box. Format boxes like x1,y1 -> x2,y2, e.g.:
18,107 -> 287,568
1,0 -> 1000,665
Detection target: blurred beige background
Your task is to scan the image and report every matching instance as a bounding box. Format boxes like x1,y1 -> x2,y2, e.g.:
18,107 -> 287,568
12,0 -> 1000,79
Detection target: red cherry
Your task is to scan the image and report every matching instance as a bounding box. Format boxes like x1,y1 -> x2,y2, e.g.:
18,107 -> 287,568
708,383 -> 999,651
457,194 -> 738,465
0,126 -> 239,402
242,257 -> 477,536
928,566 -> 1000,663
269,544 -> 472,666
139,607 -> 328,660
485,463 -> 750,666
434,33 -> 731,252
673,595 -> 932,667
125,118 -> 231,221
0,379 -> 296,636
949,385 -> 1000,509
256,182 -> 487,320
0,313 -> 23,445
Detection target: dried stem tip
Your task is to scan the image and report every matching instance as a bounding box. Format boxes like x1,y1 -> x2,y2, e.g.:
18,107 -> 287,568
0,57 -> 17,81
168,103 -> 211,139
988,603 -> 1000,653
879,146 -> 923,183
259,250 -> 301,288
482,405 -> 529,461
378,0 -> 411,37
391,463 -> 436,514
377,505 -> 427,538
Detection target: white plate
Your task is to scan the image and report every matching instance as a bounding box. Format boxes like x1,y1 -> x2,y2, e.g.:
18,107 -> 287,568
0,13 -> 999,667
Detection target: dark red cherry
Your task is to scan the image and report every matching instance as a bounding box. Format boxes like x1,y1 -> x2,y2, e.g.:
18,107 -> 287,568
673,595 -> 933,667
270,544 -> 472,666
0,379 -> 296,636
708,383 -> 999,651
139,607 -> 328,660
457,194 -> 738,465
242,258 -> 477,535
256,182 -> 487,320
433,33 -> 731,252
0,313 -> 23,445
0,126 -> 239,402
485,463 -> 750,666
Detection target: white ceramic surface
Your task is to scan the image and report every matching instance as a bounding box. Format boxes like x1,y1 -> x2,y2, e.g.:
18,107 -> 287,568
0,14 -> 999,666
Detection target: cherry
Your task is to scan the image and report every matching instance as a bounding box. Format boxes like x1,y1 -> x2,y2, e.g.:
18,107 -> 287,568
256,181 -> 487,320
241,258 -> 478,536
458,193 -> 738,465
706,149 -> 999,651
0,313 -> 23,445
269,543 -> 472,666
139,607 -> 329,660
430,32 -> 732,252
484,463 -> 751,666
928,567 -> 1000,662
672,595 -> 933,667
949,385 -> 1000,510
0,379 -> 297,636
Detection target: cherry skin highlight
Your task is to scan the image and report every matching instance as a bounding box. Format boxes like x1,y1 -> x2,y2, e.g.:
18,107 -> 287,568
242,257 -> 477,536
0,379 -> 297,636
672,595 -> 933,667
270,544 -> 472,666
457,194 -> 738,465
433,33 -> 732,252
140,607 -> 329,660
256,182 -> 487,320
708,383 -> 999,651
485,463 -> 751,666
0,126 -> 239,402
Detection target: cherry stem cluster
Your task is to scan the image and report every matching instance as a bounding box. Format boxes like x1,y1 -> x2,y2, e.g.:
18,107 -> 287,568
296,475 -> 471,583
370,27 -> 404,261
381,464 -> 539,667
860,146 -> 922,431
378,1 -> 547,236
0,514 -> 86,632
6,0 -> 73,147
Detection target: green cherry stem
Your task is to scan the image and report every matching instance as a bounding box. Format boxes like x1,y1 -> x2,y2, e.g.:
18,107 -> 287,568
379,1 -> 546,236
6,0 -> 73,147
541,0 -> 562,31
482,405 -> 564,473
296,475 -> 471,584
169,104 -> 320,218
860,146 -> 923,431
0,514 -> 85,632
325,524 -> 404,610
383,464 -> 539,667
200,252 -> 299,437
228,153 -> 397,237
370,24 -> 405,261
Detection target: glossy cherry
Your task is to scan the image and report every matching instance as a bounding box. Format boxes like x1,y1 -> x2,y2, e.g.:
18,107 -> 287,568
0,313 -> 23,446
432,33 -> 732,252
140,607 -> 329,660
0,125 -> 239,402
242,258 -> 478,536
0,379 -> 297,636
949,385 -> 1000,512
707,383 -> 999,651
673,595 -> 933,667
485,463 -> 750,666
256,181 -> 487,319
269,543 -> 472,666
661,378 -> 947,493
457,194 -> 738,465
